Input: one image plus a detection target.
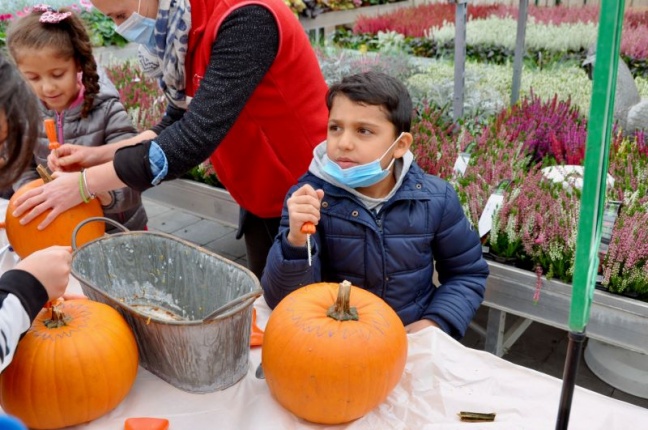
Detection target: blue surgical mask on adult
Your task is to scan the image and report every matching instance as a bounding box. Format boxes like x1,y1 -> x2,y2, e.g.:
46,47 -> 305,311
322,132 -> 404,188
115,0 -> 156,46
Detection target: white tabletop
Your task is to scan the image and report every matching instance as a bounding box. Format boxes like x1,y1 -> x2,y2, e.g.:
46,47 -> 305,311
1,198 -> 647,429
53,298 -> 645,430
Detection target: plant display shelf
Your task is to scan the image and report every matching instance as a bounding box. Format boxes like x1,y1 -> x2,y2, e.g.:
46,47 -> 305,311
483,261 -> 648,357
299,0 -> 418,41
144,180 -> 648,361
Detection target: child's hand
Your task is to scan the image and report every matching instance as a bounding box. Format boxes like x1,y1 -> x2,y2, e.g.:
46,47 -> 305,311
405,319 -> 439,334
96,191 -> 113,206
286,184 -> 324,247
15,246 -> 72,301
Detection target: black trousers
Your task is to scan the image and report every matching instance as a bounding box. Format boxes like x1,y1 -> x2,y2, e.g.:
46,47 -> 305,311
238,209 -> 281,280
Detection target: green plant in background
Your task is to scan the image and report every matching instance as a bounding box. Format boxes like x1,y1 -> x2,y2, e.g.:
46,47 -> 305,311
104,61 -> 166,131
184,162 -> 224,188
0,2 -> 127,48
0,16 -> 9,49
80,8 -> 127,47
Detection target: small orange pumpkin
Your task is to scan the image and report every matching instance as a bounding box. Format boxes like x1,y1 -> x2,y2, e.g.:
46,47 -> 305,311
262,281 -> 408,425
0,178 -> 104,258
0,299 -> 139,429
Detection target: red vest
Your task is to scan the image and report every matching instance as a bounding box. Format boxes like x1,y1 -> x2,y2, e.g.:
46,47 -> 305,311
186,0 -> 328,218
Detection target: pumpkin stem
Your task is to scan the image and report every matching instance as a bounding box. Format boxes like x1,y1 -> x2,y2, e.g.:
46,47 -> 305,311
44,303 -> 70,328
327,280 -> 359,321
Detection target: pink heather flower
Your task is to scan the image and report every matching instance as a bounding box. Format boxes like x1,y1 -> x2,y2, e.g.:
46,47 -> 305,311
79,0 -> 94,11
533,265 -> 543,303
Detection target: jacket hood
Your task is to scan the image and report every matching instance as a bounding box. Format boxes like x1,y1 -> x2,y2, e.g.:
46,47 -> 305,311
309,140 -> 414,210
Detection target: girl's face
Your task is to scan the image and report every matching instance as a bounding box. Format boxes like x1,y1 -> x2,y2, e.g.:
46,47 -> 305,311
16,47 -> 80,114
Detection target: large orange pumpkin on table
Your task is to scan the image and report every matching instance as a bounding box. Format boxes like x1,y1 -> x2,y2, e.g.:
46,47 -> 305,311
262,281 -> 408,425
0,299 -> 139,429
0,178 -> 105,258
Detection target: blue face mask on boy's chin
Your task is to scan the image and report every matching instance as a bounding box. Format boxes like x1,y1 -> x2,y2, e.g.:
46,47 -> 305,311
115,12 -> 156,47
322,132 -> 404,189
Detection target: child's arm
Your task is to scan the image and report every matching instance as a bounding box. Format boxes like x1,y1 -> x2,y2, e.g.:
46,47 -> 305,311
425,183 -> 489,339
0,246 -> 71,371
98,187 -> 142,214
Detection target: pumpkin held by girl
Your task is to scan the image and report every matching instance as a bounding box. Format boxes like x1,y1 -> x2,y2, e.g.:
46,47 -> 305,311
1,178 -> 104,258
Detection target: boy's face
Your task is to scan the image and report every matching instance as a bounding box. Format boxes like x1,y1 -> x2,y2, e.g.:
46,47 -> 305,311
326,94 -> 411,172
16,47 -> 80,114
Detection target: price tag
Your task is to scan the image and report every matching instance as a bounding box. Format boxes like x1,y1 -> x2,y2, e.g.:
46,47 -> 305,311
478,180 -> 511,238
452,142 -> 475,177
453,153 -> 471,176
598,200 -> 622,257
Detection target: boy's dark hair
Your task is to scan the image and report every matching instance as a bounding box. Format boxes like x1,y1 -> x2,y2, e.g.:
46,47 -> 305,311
0,55 -> 40,188
6,7 -> 100,118
326,71 -> 413,133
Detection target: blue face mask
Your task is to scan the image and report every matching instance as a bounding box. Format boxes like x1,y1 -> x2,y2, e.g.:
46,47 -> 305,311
322,133 -> 404,188
115,0 -> 156,47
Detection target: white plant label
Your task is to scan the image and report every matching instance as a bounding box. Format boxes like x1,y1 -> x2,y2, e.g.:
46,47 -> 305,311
453,152 -> 471,176
478,193 -> 504,238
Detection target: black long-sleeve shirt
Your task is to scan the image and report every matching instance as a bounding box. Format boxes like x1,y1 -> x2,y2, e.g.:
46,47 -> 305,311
115,5 -> 279,190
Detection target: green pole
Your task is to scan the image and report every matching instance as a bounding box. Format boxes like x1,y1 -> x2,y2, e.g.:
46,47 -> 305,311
569,0 -> 624,333
556,1 -> 625,428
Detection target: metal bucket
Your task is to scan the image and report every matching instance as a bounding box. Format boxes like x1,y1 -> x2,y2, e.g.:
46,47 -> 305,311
70,217 -> 261,393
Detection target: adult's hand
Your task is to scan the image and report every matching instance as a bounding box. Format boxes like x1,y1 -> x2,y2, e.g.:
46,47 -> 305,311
12,171 -> 81,230
16,245 -> 72,301
48,130 -> 158,172
48,144 -> 109,172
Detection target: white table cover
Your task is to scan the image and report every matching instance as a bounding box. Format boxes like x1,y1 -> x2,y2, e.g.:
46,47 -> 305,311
1,200 -> 647,429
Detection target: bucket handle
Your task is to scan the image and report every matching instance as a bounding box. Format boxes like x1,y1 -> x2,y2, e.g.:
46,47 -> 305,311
202,289 -> 263,321
72,216 -> 129,251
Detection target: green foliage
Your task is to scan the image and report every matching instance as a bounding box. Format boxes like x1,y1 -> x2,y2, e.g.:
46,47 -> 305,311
80,9 -> 127,47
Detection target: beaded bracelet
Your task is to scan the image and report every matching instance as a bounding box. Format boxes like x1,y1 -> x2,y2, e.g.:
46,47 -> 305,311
78,171 -> 90,204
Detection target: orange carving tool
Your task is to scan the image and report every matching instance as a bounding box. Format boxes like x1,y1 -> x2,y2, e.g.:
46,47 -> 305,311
301,221 -> 316,266
44,119 -> 60,150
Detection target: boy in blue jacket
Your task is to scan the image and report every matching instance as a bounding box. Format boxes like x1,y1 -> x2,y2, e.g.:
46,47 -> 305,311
261,72 -> 488,339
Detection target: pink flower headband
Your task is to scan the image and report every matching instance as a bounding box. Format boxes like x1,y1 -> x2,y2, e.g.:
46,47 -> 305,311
32,4 -> 72,24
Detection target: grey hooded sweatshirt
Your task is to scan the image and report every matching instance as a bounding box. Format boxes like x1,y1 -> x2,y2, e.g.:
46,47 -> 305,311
14,68 -> 147,232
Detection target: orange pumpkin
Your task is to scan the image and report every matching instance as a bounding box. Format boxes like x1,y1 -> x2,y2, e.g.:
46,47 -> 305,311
0,178 -> 105,258
262,281 -> 408,425
0,300 -> 139,429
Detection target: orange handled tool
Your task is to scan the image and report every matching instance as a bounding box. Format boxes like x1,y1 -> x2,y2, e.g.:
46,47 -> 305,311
44,119 -> 60,150
124,417 -> 169,430
301,221 -> 316,266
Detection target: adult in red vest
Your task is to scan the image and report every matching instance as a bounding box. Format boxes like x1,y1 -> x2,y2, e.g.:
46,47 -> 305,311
17,0 -> 329,279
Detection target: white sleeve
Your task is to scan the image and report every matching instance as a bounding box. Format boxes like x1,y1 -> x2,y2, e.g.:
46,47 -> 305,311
0,294 -> 31,372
